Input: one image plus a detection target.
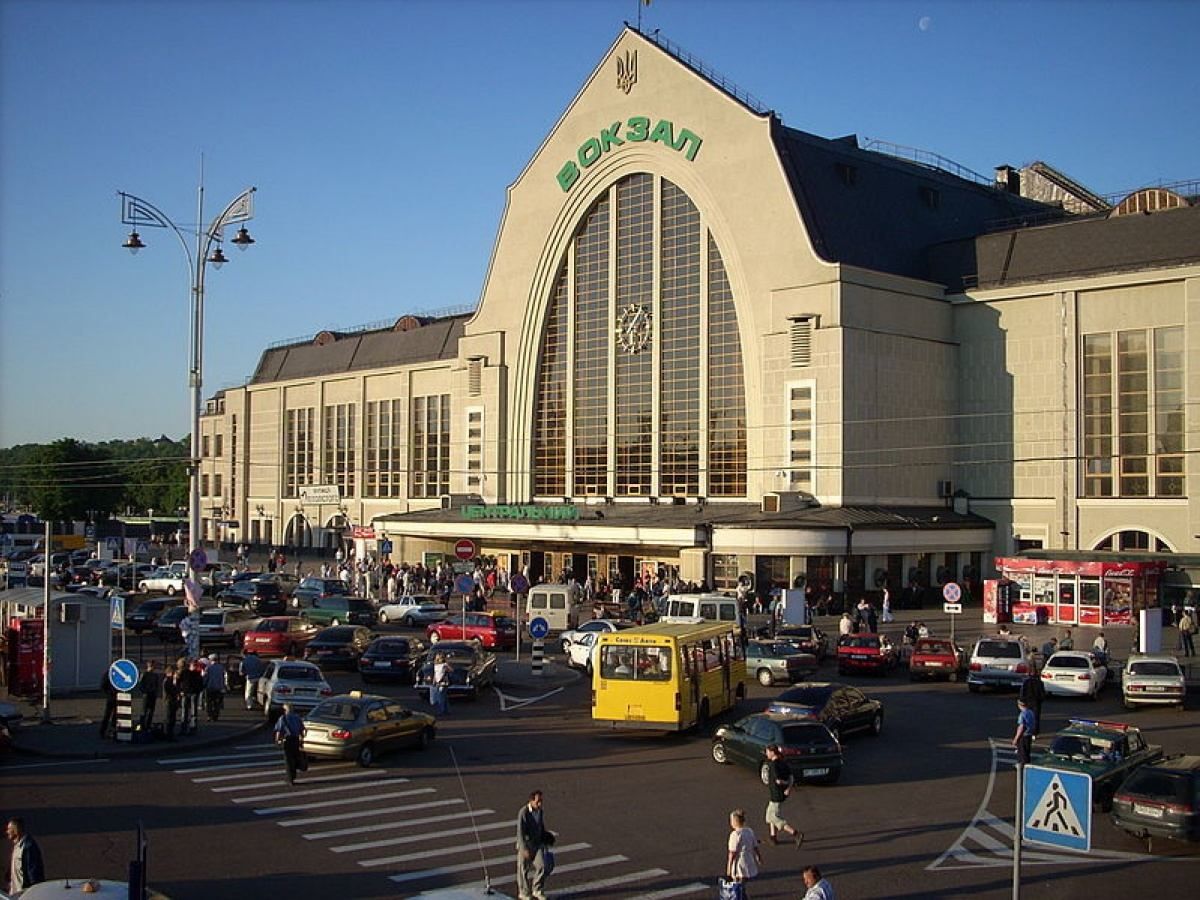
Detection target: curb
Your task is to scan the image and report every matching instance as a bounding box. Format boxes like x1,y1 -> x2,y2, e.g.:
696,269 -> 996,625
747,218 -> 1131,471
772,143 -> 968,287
10,718 -> 269,760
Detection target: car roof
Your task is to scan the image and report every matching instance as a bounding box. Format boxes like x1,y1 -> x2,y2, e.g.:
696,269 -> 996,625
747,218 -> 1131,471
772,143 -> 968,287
1046,650 -> 1095,662
1125,654 -> 1182,665
429,641 -> 479,652
324,691 -> 390,703
1143,754 -> 1200,773
1060,719 -> 1139,738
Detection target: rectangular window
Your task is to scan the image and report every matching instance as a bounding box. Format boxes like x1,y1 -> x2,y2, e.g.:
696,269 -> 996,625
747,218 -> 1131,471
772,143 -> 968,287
573,195 -> 610,496
214,434 -> 223,457
365,399 -> 404,498
213,473 -> 222,498
711,554 -> 739,591
786,381 -> 815,492
322,403 -> 357,498
201,435 -> 211,458
465,407 -> 484,492
1081,326 -> 1184,498
412,394 -> 451,498
283,407 -> 316,499
201,474 -> 210,497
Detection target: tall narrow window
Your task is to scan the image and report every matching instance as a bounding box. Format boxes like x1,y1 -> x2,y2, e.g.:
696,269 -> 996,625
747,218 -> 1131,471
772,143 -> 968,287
465,408 -> 485,492
659,180 -> 701,495
1117,330 -> 1149,497
533,273 -> 568,496
1082,334 -> 1113,497
708,238 -> 747,496
1154,326 -> 1185,496
412,394 -> 451,498
573,196 -> 610,495
284,407 -> 315,498
365,399 -> 404,497
322,403 -> 357,498
785,382 -> 815,492
615,173 -> 654,496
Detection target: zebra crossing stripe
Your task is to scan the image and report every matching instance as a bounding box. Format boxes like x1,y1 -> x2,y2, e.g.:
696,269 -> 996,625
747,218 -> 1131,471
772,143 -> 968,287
303,809 -> 495,841
233,777 -> 411,803
364,836 -> 514,868
213,770 -> 374,792
331,820 -> 511,854
638,883 -> 711,899
255,787 -> 424,816
387,843 -> 590,884
488,855 -> 627,886
553,868 -> 670,896
160,748 -> 277,765
278,794 -> 449,828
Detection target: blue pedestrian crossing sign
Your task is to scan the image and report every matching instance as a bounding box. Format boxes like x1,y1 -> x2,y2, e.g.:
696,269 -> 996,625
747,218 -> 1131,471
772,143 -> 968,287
110,596 -> 125,629
529,616 -> 550,640
1023,765 -> 1092,852
109,658 -> 140,693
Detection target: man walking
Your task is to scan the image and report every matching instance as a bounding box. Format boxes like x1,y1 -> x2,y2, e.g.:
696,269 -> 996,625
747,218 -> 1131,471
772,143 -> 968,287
203,654 -> 226,721
138,660 -> 161,732
180,658 -> 204,735
1179,608 -> 1197,657
242,649 -> 265,709
6,818 -> 44,895
274,702 -> 307,785
1018,661 -> 1046,738
98,668 -> 117,739
163,664 -> 182,740
515,790 -> 550,900
763,744 -> 804,847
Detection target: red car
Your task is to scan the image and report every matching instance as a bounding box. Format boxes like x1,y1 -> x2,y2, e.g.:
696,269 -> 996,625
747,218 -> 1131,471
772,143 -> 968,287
837,633 -> 899,675
427,611 -> 518,650
908,638 -> 965,682
243,616 -> 320,657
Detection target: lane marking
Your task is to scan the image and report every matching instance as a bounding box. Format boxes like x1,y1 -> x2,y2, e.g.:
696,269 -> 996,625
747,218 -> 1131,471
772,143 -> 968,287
387,843 -> 590,884
192,764 -> 354,783
554,868 -> 670,896
361,836 -> 514,868
213,771 -> 375,792
640,884 -> 711,899
174,759 -> 279,775
303,809 -> 495,840
255,787 -> 424,816
332,820 -> 511,854
495,685 -> 565,711
233,777 -> 410,803
0,759 -> 112,771
277,794 -> 445,827
159,748 -> 277,765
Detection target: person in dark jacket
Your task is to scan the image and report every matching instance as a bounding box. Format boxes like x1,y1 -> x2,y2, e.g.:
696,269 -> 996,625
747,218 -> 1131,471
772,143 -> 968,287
6,817 -> 45,894
1018,662 -> 1046,737
516,790 -> 552,900
180,660 -> 204,735
138,661 -> 161,731
163,664 -> 182,740
99,669 -> 117,738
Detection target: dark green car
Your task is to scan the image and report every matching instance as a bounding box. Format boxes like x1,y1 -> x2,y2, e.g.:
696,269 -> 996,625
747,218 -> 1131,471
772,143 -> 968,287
1033,718 -> 1163,810
712,712 -> 843,785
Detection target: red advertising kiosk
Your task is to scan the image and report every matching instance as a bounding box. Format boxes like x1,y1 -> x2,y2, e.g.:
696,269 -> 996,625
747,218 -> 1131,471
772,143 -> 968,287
993,556 -> 1163,628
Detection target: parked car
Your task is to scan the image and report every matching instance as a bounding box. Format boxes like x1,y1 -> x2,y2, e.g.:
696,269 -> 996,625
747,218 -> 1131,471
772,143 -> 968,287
63,565 -> 98,591
126,597 -> 182,634
197,607 -> 261,648
712,712 -> 843,785
359,636 -> 426,683
1122,654 -> 1186,709
414,641 -> 499,700
243,616 -> 320,657
564,631 -> 602,675
1034,718 -> 1163,810
292,577 -> 351,608
909,638 -> 966,681
377,595 -> 448,627
773,624 -> 829,661
299,595 -> 378,628
198,562 -> 237,593
138,566 -> 186,595
967,636 -> 1033,692
256,659 -> 333,719
1041,650 -> 1108,699
302,692 -> 436,767
154,604 -> 192,642
426,611 -> 517,649
836,632 -> 899,675
766,682 -> 884,742
746,640 -> 818,686
218,579 -> 287,617
1113,754 -> 1200,843
558,619 -> 632,655
303,625 -> 375,669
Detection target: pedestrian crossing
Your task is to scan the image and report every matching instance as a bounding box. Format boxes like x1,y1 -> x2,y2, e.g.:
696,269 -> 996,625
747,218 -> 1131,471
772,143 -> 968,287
159,743 -> 708,897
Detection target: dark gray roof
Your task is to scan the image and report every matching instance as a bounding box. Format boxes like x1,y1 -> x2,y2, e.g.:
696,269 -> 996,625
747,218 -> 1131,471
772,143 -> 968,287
250,316 -> 467,384
929,204 -> 1200,291
772,123 -> 1055,283
377,503 -> 993,533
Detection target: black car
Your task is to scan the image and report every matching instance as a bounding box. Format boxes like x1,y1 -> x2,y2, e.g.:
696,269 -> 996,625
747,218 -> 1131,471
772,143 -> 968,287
127,597 -> 182,634
414,641 -> 498,700
218,580 -> 286,617
712,713 -> 844,785
359,636 -> 427,684
765,682 -> 884,742
303,626 -> 375,669
292,577 -> 351,607
1113,755 -> 1200,844
154,605 -> 191,642
774,625 -> 829,661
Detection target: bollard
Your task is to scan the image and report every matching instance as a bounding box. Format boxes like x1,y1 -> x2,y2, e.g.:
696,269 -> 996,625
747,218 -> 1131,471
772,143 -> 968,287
116,691 -> 134,743
531,639 -> 545,676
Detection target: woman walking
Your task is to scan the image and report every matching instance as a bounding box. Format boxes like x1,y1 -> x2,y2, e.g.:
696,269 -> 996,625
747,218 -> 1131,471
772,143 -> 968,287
724,808 -> 762,898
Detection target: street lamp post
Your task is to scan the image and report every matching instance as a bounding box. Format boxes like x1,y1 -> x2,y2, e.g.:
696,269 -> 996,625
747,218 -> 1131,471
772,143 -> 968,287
118,176 -> 256,578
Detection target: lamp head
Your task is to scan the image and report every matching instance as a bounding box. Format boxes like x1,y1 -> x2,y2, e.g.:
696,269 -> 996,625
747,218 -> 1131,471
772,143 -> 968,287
123,230 -> 146,254
231,226 -> 255,251
207,246 -> 228,269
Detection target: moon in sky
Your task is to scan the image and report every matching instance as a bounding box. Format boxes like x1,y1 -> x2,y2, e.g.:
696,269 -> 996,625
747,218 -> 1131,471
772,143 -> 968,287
918,16 -> 932,32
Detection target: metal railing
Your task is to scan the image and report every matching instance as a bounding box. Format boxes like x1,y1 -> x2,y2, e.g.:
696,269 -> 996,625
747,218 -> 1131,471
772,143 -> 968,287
861,137 -> 992,186
638,28 -> 770,116
266,303 -> 477,350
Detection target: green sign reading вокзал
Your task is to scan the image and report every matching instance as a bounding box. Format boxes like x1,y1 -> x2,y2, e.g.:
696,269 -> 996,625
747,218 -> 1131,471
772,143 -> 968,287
461,504 -> 579,521
557,117 -> 702,192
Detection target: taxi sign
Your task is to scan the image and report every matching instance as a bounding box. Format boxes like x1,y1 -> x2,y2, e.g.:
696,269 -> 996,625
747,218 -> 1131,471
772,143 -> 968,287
110,596 -> 125,630
529,616 -> 550,640
942,582 -> 962,603
943,602 -> 963,614
109,658 -> 140,692
1023,764 -> 1092,852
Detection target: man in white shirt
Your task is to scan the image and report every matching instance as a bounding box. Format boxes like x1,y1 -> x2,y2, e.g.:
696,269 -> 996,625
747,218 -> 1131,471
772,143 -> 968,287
802,864 -> 834,900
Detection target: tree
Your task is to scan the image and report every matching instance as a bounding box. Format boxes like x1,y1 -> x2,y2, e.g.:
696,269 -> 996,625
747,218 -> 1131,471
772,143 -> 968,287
25,439 -> 124,522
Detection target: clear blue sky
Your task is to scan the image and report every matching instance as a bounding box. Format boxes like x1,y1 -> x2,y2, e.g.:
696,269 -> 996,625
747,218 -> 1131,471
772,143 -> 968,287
2,0 -> 1196,448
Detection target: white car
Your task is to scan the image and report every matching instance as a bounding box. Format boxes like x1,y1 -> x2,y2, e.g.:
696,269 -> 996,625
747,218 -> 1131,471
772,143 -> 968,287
1041,650 -> 1108,698
1122,654 -> 1186,709
378,595 -> 448,626
256,659 -> 333,719
558,618 -> 630,654
565,631 -> 602,676
138,563 -> 187,594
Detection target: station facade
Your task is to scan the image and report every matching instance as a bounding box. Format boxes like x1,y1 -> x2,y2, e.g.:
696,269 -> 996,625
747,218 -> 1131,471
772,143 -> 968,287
197,28 -> 1200,602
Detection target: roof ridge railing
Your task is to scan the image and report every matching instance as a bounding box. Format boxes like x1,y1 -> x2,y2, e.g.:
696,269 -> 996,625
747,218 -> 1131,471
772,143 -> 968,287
266,303 -> 477,349
1099,177 -> 1200,206
860,137 -> 992,187
638,27 -> 770,116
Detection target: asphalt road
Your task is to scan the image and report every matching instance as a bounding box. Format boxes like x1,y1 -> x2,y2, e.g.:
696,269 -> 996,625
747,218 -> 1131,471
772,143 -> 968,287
4,625 -> 1199,899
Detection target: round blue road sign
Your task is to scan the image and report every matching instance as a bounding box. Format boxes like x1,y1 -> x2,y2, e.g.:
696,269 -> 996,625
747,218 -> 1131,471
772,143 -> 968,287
454,574 -> 476,595
109,658 -> 140,692
529,616 -> 550,640
510,573 -> 529,594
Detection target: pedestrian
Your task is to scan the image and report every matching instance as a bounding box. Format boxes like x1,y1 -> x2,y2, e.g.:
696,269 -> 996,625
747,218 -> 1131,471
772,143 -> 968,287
98,668 -> 117,739
203,653 -> 227,721
725,808 -> 761,897
6,817 -> 45,895
1179,608 -> 1197,657
864,603 -> 878,634
1040,637 -> 1057,661
163,664 -> 182,741
1059,628 -> 1074,651
138,660 -> 161,732
838,612 -> 853,637
273,702 -> 307,785
1012,698 -> 1036,766
881,585 -> 894,623
242,649 -> 265,709
180,659 -> 204,735
1018,662 -> 1045,737
516,789 -> 552,900
801,864 -> 835,900
431,652 -> 450,716
763,745 -> 804,847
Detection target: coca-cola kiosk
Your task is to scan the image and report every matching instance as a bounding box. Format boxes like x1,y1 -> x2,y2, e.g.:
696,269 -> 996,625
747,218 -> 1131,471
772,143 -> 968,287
994,556 -> 1163,628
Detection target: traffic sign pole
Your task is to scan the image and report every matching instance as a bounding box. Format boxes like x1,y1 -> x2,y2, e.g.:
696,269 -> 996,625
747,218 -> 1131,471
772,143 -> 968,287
1013,762 -> 1023,900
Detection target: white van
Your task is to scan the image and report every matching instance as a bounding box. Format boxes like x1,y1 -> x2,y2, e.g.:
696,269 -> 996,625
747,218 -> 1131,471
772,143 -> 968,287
661,593 -> 742,629
525,583 -> 582,633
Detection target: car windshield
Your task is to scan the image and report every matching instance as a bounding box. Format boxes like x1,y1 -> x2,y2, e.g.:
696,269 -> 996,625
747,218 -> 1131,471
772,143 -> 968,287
1049,734 -> 1114,759
254,620 -> 287,633
918,641 -> 954,654
371,639 -> 411,654
842,635 -> 879,648
135,601 -> 165,613
493,616 -> 515,628
780,723 -> 834,747
977,641 -> 1022,659
161,608 -> 187,622
1049,655 -> 1088,669
199,612 -> 224,624
436,647 -> 478,664
779,627 -> 813,639
598,645 -> 672,680
311,701 -> 361,723
776,686 -> 831,707
277,665 -> 322,681
318,627 -> 356,641
1121,769 -> 1192,803
1129,661 -> 1181,677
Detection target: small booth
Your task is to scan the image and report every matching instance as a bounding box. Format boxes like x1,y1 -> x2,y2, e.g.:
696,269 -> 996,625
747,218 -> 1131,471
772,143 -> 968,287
2,587 -> 114,695
991,556 -> 1163,628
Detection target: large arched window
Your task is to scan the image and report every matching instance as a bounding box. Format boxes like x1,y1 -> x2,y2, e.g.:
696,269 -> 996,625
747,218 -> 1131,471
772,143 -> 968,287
532,173 -> 746,498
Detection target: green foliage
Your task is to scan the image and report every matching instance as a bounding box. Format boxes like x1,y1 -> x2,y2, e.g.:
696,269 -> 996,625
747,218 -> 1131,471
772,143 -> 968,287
0,435 -> 189,519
